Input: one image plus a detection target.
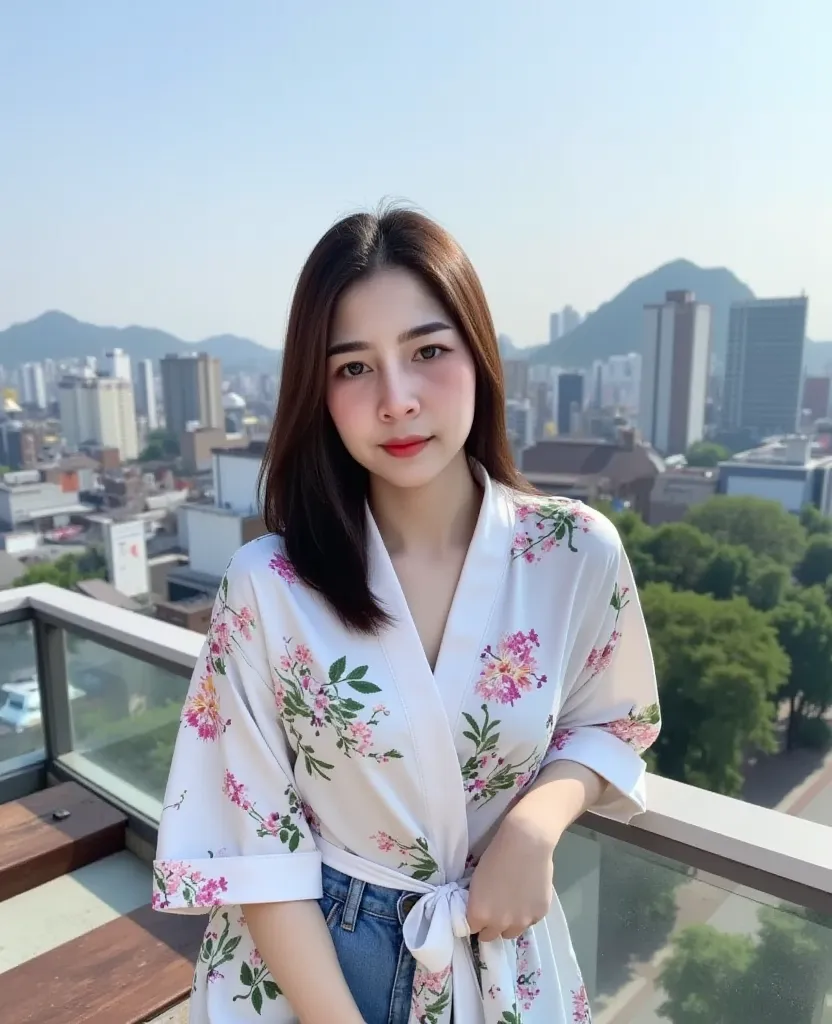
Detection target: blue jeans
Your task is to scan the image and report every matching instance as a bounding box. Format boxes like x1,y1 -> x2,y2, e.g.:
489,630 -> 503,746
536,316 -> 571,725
318,863 -> 422,1024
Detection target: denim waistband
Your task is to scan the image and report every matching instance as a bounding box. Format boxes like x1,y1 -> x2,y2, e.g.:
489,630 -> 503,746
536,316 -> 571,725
321,862 -> 421,924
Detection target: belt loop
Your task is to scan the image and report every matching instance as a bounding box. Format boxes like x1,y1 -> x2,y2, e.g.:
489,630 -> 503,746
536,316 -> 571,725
340,876 -> 365,932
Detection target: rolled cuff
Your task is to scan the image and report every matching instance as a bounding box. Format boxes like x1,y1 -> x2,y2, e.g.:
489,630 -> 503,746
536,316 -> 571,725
152,851 -> 323,914
541,725 -> 647,823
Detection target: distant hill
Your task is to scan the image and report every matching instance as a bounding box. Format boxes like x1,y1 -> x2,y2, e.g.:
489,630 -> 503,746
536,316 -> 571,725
534,260 -> 756,368
0,311 -> 279,370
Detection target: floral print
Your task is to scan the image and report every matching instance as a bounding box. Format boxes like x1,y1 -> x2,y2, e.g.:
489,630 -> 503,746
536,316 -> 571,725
584,582 -> 629,681
571,984 -> 591,1022
183,673 -> 231,740
269,551 -> 298,585
516,934 -> 542,1011
461,703 -> 541,806
152,861 -> 229,909
207,575 -> 259,680
512,498 -> 593,562
371,831 -> 439,882
223,771 -> 306,849
411,965 -> 451,1023
476,630 -> 547,705
274,642 -> 402,780
601,703 -> 661,756
233,949 -> 281,1015
197,911 -> 241,985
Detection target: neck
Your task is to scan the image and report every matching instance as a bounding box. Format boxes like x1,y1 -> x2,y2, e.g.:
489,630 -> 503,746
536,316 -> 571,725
369,452 -> 482,558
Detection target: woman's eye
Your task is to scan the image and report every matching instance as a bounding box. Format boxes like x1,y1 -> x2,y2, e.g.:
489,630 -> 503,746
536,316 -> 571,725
341,361 -> 366,377
416,344 -> 440,361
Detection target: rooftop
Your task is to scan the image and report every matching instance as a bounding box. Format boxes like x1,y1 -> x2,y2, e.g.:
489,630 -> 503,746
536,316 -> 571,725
0,584 -> 830,1022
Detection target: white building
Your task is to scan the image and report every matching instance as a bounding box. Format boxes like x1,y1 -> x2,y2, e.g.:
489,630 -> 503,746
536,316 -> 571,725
717,435 -> 832,516
640,291 -> 711,456
58,373 -> 139,461
107,348 -> 132,383
21,363 -> 47,410
135,359 -> 158,430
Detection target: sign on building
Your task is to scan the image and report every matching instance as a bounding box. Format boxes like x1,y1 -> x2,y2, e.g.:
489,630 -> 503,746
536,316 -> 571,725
104,519 -> 149,597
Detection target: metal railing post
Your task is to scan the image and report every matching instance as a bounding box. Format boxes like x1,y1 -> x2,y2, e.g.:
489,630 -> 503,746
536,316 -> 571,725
33,617 -> 73,759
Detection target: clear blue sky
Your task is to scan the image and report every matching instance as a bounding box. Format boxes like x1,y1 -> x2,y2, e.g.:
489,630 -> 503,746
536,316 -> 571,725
1,1 -> 830,347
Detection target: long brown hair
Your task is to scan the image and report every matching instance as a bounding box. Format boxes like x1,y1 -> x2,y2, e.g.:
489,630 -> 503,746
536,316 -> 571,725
259,204 -> 530,632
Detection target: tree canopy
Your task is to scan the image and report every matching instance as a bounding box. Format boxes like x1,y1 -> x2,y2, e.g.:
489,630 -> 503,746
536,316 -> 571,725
684,441 -> 730,467
685,495 -> 807,566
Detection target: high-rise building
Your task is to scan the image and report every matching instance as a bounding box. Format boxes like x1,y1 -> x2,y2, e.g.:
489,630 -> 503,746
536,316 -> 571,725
556,372 -> 584,436
722,298 -> 809,440
802,376 -> 831,424
161,353 -> 224,437
560,306 -> 581,336
549,313 -> 561,344
58,373 -> 139,461
21,362 -> 47,410
107,348 -> 132,383
640,290 -> 712,455
135,359 -> 158,429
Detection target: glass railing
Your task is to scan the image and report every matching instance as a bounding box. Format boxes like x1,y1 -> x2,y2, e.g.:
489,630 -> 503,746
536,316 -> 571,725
66,633 -> 188,803
556,826 -> 832,1024
0,620 -> 44,772
1,582 -> 831,1024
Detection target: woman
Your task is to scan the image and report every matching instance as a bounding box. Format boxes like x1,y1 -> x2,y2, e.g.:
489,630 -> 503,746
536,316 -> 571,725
153,206 -> 660,1024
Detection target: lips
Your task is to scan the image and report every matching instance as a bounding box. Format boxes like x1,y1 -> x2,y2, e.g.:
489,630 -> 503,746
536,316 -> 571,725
380,436 -> 432,458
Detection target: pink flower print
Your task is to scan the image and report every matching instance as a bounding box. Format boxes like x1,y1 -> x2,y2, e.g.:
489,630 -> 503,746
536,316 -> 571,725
269,551 -> 298,584
250,948 -> 264,968
222,770 -> 252,810
372,831 -> 397,853
549,728 -> 575,752
601,703 -> 660,755
421,965 -> 451,994
572,983 -> 591,1022
232,605 -> 255,641
475,629 -> 545,705
347,719 -> 373,755
152,861 -> 228,909
584,629 -> 621,680
515,933 -> 542,1010
274,685 -> 286,713
294,644 -> 311,667
302,802 -> 322,835
209,619 -> 232,658
182,673 -> 230,741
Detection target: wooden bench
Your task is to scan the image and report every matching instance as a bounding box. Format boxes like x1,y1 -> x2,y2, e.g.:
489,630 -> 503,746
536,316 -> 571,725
0,781 -> 127,902
1,903 -> 204,1024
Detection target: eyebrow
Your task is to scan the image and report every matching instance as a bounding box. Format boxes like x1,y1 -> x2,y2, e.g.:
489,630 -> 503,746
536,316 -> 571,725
327,320 -> 452,357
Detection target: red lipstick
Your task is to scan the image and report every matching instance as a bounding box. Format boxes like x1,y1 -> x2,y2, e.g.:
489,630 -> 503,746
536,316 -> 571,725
380,436 -> 432,458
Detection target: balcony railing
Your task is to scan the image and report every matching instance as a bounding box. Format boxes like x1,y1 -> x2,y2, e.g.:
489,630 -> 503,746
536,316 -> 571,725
1,583 -> 831,1023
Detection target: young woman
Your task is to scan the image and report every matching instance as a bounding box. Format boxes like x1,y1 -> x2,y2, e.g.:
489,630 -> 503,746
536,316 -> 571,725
153,207 -> 660,1024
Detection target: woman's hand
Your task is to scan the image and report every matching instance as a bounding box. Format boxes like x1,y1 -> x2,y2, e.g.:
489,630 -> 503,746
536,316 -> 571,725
466,814 -> 557,942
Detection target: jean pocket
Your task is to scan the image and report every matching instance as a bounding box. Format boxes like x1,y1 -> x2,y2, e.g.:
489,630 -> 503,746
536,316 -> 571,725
318,892 -> 343,929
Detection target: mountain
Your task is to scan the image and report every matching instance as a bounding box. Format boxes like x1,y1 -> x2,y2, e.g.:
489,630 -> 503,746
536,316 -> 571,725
0,311 -> 279,370
535,260 -> 756,368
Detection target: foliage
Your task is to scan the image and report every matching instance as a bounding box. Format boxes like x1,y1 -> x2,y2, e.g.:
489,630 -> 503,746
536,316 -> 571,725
769,586 -> 832,750
14,549 -> 107,590
139,428 -> 180,462
685,495 -> 807,567
800,503 -> 832,536
641,585 -> 787,796
658,906 -> 832,1024
684,441 -> 730,467
794,534 -> 832,588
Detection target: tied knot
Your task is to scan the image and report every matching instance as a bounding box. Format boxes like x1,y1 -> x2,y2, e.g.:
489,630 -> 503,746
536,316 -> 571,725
401,881 -> 471,974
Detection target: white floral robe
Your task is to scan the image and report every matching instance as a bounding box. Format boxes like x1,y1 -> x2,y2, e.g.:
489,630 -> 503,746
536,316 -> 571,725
153,469 -> 660,1024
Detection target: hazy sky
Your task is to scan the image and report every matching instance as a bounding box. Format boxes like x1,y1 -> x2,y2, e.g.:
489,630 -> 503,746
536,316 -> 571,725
2,1 -> 830,348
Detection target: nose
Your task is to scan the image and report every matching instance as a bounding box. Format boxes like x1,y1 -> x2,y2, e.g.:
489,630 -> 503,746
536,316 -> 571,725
378,367 -> 419,422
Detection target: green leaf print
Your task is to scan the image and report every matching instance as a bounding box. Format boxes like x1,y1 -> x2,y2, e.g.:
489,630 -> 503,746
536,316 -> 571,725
196,912 -> 241,985
240,961 -> 253,986
371,832 -> 440,882
499,1006 -> 523,1024
274,642 -> 401,779
512,498 -> 594,562
233,951 -> 282,1014
461,704 -> 541,806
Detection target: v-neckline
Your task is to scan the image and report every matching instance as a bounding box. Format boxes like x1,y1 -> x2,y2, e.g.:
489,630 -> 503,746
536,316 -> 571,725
366,465 -> 516,718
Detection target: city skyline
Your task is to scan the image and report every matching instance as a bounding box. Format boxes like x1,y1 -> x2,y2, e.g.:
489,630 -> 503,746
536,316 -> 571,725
1,3 -> 830,346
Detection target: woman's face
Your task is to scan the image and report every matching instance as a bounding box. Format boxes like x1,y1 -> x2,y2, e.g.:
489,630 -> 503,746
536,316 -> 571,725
326,268 -> 477,490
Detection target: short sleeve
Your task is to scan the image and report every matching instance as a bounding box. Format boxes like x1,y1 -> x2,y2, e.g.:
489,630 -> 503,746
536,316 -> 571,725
153,547 -> 322,914
541,519 -> 660,822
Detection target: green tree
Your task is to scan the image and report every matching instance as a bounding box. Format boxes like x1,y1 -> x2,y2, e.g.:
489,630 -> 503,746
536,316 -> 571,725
695,544 -> 753,601
799,504 -> 832,537
769,587 -> 832,750
642,585 -> 787,795
658,924 -> 752,1023
640,523 -> 716,591
743,555 -> 791,612
139,429 -> 180,461
14,550 -> 107,590
657,908 -> 832,1024
686,496 -> 807,567
684,441 -> 730,467
794,534 -> 832,588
